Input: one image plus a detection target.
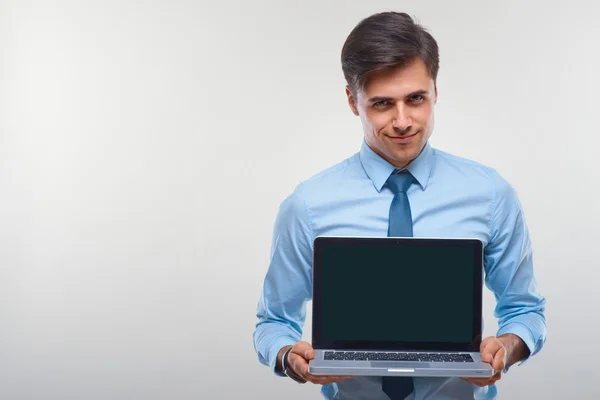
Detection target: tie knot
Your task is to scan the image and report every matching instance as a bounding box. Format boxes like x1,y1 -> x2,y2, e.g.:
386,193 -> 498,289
386,171 -> 414,194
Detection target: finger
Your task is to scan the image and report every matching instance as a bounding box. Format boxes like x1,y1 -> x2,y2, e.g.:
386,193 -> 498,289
290,360 -> 352,384
461,371 -> 502,387
490,371 -> 502,382
288,342 -> 313,378
304,347 -> 315,360
287,353 -> 350,385
309,375 -> 354,385
288,353 -> 310,378
309,376 -> 342,384
481,350 -> 494,364
479,338 -> 494,363
461,378 -> 490,385
492,346 -> 506,372
479,337 -> 492,353
306,374 -> 352,382
290,341 -> 316,361
480,338 -> 501,364
290,341 -> 313,359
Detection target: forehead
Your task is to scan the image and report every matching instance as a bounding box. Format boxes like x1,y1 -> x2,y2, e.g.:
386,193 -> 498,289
361,59 -> 434,98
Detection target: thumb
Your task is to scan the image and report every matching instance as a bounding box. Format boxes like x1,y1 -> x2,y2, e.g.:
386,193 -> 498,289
479,338 -> 494,363
292,341 -> 315,360
481,350 -> 494,363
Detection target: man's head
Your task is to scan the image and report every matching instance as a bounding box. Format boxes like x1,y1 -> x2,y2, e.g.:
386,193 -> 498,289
341,12 -> 440,168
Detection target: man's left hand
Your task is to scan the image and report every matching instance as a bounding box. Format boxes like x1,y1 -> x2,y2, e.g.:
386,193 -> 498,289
461,336 -> 508,387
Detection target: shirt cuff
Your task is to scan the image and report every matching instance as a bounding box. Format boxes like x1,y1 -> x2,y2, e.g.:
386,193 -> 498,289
268,336 -> 297,376
496,322 -> 536,371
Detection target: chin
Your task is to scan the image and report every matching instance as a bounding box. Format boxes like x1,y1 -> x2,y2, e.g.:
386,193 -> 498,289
387,149 -> 419,167
391,147 -> 417,158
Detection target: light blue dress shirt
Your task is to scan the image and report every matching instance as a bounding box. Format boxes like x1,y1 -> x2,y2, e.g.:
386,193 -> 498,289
253,140 -> 547,399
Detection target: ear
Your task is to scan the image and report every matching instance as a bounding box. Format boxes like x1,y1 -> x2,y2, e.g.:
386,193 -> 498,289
346,86 -> 359,116
434,85 -> 439,105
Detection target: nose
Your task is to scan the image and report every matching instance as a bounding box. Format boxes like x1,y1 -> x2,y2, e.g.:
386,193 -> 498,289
392,104 -> 412,133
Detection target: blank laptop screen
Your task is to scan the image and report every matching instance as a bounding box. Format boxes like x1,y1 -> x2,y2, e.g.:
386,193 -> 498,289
314,238 -> 481,346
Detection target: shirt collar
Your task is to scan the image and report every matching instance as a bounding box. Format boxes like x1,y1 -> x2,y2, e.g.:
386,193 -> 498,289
359,139 -> 435,192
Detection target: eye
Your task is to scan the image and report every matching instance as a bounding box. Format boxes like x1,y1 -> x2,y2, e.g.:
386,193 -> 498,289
409,94 -> 425,104
373,100 -> 390,108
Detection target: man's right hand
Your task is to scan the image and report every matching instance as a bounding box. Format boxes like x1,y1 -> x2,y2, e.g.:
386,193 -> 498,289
278,341 -> 354,385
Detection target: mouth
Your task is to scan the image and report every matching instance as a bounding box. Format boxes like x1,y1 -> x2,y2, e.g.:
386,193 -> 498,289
386,131 -> 418,144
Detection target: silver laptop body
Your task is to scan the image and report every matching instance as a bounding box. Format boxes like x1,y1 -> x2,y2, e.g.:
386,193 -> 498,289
308,237 -> 494,378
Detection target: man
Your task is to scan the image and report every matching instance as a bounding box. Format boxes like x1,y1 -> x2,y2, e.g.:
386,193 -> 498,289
253,11 -> 546,400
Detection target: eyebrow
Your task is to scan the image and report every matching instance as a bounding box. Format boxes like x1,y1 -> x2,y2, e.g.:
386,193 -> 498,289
368,90 -> 429,103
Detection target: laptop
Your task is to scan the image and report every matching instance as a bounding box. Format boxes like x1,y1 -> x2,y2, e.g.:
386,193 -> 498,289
308,236 -> 494,378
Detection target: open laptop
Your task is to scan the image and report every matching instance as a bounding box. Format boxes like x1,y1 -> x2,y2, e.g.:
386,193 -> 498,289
308,236 -> 494,378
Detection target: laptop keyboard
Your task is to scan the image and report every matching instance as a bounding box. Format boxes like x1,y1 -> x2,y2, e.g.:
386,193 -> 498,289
324,351 -> 474,362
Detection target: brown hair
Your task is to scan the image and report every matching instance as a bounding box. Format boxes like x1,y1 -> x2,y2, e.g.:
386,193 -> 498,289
341,12 -> 439,94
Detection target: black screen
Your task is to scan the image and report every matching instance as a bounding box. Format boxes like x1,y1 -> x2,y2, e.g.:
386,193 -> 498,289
313,238 -> 482,350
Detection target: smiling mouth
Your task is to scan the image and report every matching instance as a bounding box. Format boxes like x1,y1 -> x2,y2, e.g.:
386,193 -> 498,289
386,132 -> 418,143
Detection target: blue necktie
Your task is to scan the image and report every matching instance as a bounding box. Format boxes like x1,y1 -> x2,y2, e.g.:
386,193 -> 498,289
382,171 -> 415,400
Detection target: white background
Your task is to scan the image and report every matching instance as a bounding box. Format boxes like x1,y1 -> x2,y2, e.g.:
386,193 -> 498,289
1,0 -> 598,399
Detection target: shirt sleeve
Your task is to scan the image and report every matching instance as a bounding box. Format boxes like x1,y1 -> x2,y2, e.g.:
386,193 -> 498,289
253,183 -> 314,375
484,169 -> 547,368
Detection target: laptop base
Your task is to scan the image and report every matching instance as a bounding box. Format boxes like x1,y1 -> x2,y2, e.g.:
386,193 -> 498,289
309,351 -> 494,378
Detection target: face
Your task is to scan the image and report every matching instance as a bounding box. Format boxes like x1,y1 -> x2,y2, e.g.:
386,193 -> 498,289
347,59 -> 438,168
